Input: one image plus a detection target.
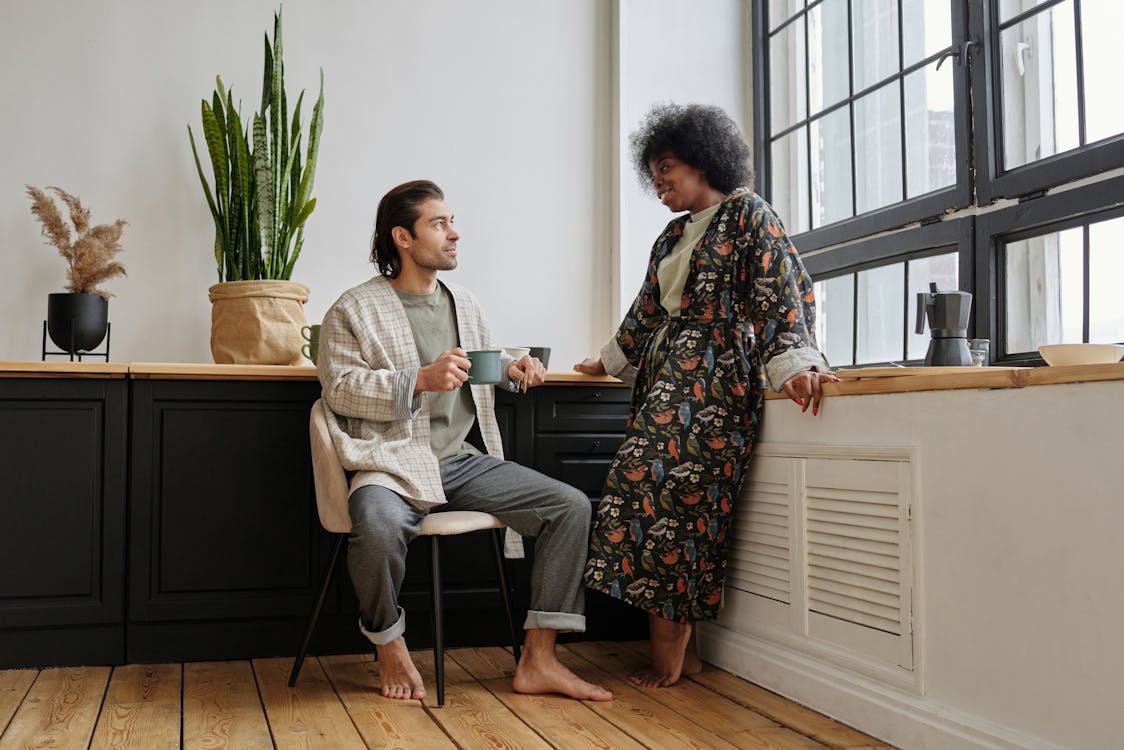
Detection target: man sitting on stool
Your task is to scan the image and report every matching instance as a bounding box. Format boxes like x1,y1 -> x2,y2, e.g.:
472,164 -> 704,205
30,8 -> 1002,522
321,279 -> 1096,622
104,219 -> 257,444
317,179 -> 611,702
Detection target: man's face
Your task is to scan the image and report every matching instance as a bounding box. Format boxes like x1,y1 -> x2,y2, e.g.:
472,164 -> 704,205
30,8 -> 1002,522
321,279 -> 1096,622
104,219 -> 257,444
396,198 -> 460,272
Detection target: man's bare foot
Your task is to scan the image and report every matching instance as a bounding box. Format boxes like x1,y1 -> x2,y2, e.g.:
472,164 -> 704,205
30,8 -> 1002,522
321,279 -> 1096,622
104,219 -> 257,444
375,638 -> 426,700
512,629 -> 613,701
629,614 -> 693,687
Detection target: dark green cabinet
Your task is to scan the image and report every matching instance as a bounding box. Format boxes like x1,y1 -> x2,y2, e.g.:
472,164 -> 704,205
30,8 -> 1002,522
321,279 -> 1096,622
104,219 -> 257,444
1,375 -> 641,667
531,385 -> 647,640
0,377 -> 127,668
128,378 -> 325,662
127,381 -> 540,662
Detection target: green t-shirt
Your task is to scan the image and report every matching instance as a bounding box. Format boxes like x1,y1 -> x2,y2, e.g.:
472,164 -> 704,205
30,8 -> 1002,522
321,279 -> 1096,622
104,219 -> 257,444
395,284 -> 483,464
657,201 -> 721,317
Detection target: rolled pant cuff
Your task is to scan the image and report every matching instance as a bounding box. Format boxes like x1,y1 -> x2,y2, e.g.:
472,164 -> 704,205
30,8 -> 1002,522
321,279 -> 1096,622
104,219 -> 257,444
524,610 -> 586,633
358,607 -> 406,646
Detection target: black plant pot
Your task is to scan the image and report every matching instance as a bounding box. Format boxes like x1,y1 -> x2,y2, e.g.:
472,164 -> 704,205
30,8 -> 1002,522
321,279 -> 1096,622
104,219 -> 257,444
47,293 -> 109,353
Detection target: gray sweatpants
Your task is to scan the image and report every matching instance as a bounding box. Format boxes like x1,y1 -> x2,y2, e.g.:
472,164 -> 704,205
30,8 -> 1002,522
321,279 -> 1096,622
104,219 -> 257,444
347,454 -> 590,646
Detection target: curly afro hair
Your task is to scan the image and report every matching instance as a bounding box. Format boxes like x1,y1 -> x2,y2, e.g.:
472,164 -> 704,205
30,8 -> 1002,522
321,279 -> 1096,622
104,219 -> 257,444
629,102 -> 751,196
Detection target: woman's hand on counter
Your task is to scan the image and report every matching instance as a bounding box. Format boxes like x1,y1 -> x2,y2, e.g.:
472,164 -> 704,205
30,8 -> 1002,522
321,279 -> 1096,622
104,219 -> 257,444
782,369 -> 840,416
573,357 -> 607,376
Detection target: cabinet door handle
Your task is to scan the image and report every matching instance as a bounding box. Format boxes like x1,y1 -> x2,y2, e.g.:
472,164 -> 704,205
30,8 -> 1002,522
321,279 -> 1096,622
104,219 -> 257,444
592,440 -> 601,450
591,391 -> 601,399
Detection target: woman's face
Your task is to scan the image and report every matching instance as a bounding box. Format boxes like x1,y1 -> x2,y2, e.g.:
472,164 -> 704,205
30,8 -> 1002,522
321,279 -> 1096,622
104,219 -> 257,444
648,152 -> 712,213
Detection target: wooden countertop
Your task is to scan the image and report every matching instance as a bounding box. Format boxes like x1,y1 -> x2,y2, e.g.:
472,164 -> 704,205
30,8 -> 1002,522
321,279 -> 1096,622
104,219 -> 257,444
0,360 -> 129,379
764,362 -> 1124,399
543,372 -> 626,385
125,363 -> 626,385
4,360 -> 1117,392
128,362 -> 320,381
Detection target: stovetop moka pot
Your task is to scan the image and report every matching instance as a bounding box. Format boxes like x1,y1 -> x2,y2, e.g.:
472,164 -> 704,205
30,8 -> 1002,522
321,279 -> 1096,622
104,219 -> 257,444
915,282 -> 972,366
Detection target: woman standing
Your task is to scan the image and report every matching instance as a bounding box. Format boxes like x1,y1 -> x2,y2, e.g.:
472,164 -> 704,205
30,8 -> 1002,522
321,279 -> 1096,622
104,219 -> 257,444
576,103 -> 836,686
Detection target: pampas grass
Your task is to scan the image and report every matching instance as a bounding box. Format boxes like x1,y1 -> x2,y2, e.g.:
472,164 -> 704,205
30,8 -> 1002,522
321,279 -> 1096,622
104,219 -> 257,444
27,185 -> 126,298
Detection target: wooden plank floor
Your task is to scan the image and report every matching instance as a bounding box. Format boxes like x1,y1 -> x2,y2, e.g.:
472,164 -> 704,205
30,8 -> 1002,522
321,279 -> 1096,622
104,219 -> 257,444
0,642 -> 896,749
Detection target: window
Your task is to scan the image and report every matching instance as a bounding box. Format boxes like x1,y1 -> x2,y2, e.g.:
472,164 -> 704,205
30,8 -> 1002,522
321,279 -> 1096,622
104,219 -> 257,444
977,0 -> 1124,201
758,0 -> 970,251
753,0 -> 1124,363
975,175 -> 1124,362
808,221 -> 966,366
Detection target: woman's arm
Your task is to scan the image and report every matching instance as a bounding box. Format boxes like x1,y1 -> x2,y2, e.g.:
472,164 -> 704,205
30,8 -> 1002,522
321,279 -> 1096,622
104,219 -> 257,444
588,222 -> 682,382
745,200 -> 832,396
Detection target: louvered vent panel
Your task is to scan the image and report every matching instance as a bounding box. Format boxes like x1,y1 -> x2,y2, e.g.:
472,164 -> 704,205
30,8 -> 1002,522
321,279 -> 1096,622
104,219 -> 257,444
806,483 -> 902,635
728,469 -> 790,604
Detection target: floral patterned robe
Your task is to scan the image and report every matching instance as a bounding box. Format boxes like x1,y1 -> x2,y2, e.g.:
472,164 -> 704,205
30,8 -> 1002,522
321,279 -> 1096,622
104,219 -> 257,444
584,188 -> 822,622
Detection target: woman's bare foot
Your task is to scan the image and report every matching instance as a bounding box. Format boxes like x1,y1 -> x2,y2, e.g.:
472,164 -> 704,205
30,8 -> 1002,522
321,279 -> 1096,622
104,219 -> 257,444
375,637 -> 426,700
512,629 -> 613,701
682,628 -> 703,676
629,614 -> 693,687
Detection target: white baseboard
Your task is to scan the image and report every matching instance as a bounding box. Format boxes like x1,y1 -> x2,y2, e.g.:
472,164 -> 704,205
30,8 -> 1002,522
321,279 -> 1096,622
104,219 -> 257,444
697,624 -> 1068,750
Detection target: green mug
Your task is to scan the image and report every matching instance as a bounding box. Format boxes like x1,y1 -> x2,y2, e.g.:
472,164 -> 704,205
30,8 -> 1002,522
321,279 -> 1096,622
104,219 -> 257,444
466,349 -> 502,384
302,324 -> 321,364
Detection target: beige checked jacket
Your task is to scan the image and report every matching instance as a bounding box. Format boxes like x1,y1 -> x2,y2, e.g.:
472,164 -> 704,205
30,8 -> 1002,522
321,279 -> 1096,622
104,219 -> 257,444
317,275 -> 515,517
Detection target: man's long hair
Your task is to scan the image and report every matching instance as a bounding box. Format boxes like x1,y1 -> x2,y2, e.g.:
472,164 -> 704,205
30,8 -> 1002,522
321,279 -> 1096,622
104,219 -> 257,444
370,180 -> 445,278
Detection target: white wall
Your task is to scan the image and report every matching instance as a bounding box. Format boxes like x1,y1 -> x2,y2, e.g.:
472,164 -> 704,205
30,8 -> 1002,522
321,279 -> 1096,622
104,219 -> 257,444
0,0 -> 613,368
1,0 -> 753,368
613,0 -> 750,323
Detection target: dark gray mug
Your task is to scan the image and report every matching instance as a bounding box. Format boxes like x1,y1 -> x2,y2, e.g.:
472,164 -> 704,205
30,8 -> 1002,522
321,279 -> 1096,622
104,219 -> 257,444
527,347 -> 551,369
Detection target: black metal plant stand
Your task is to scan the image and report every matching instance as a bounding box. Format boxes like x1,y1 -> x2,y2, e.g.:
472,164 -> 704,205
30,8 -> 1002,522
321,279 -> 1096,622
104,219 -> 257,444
42,320 -> 111,362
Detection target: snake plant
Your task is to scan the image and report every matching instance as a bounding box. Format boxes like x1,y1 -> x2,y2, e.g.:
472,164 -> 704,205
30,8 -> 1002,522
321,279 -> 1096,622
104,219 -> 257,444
188,9 -> 324,282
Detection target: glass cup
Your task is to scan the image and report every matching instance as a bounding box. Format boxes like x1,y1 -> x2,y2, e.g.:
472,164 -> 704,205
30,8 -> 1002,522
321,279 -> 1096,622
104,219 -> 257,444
968,338 -> 990,367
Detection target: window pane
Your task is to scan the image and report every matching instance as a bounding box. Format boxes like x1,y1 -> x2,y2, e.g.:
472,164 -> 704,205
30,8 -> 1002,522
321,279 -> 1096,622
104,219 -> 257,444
769,0 -> 806,32
816,275 -> 855,366
808,0 -> 850,114
852,0 -> 899,91
770,17 -> 808,133
854,82 -> 903,213
1088,216 -> 1124,342
1000,2 -> 1079,170
1004,227 -> 1083,353
811,107 -> 853,228
857,263 -> 905,363
904,63 -> 956,198
907,251 -> 959,360
999,0 -> 1053,24
902,0 -> 952,67
770,127 -> 810,234
1080,1 -> 1124,144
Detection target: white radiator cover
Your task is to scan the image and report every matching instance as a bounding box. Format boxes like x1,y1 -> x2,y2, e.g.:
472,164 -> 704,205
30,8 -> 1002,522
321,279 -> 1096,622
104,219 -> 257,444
724,446 -> 916,690
701,380 -> 1123,750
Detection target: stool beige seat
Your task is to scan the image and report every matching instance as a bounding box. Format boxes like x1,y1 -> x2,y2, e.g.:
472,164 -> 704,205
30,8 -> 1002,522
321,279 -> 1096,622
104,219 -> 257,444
289,399 -> 521,706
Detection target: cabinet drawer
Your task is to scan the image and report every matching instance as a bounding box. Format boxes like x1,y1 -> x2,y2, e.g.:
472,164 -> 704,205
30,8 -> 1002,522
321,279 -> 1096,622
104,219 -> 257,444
535,386 -> 630,433
535,433 -> 624,498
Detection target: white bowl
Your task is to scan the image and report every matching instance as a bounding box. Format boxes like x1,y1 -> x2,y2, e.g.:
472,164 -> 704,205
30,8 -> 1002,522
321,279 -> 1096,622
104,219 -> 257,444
502,346 -> 531,360
1037,343 -> 1124,366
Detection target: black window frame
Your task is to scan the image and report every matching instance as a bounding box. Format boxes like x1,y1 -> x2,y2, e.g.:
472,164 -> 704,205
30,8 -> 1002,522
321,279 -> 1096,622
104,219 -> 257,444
754,0 -> 1124,248
974,173 -> 1124,366
752,0 -> 974,253
755,0 -> 1124,369
804,217 -> 974,367
970,0 -> 1124,205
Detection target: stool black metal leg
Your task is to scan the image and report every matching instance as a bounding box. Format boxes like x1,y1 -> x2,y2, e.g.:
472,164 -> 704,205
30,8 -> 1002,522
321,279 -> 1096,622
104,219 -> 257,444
430,535 -> 446,707
289,532 -> 346,687
491,528 -> 522,665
